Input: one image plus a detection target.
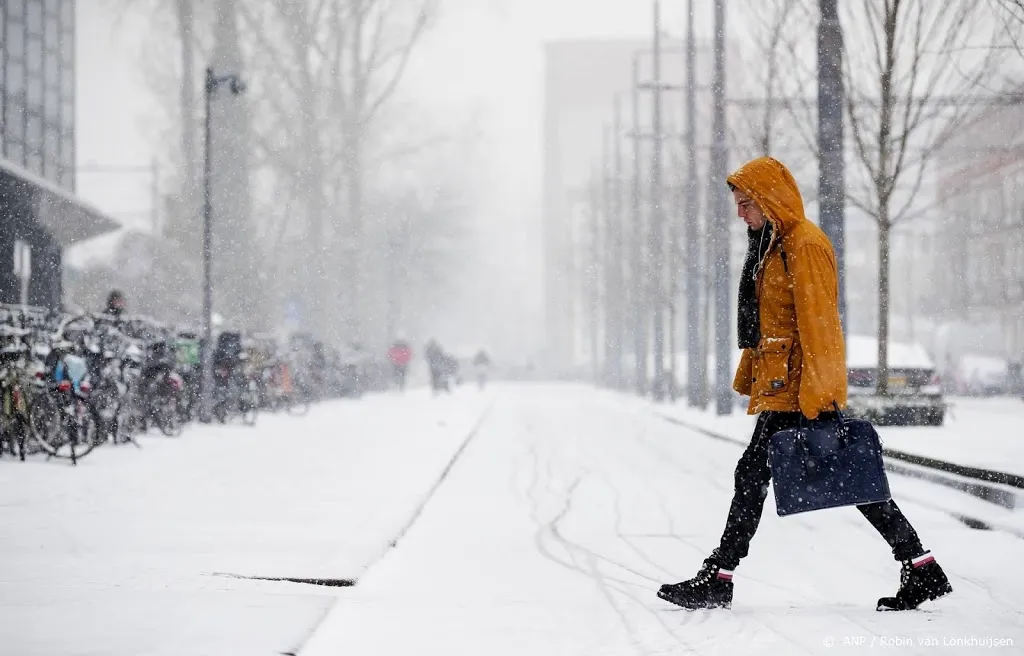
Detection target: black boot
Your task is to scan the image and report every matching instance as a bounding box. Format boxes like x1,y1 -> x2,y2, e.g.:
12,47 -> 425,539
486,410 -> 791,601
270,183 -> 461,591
877,552 -> 953,611
658,559 -> 734,610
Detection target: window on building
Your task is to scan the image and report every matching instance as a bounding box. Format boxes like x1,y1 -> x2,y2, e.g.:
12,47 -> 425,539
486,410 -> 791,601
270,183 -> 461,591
8,141 -> 26,167
26,34 -> 42,73
42,158 -> 59,185
59,167 -> 73,190
59,128 -> 73,190
44,86 -> 58,120
59,128 -> 72,168
26,151 -> 43,176
60,66 -> 72,97
60,98 -> 72,131
44,123 -> 58,160
27,1 -> 43,35
9,0 -> 26,19
26,111 -> 43,151
5,94 -> 25,142
45,14 -> 58,50
60,28 -> 72,65
7,20 -> 25,59
27,70 -> 42,105
43,127 -> 59,183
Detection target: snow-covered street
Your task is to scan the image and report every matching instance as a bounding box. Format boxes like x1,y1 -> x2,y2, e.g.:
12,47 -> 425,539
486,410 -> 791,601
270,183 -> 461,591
2,384 -> 1022,655
0,390 -> 491,655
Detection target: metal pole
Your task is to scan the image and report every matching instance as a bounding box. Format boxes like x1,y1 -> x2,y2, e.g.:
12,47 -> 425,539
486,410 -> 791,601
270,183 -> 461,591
200,67 -> 215,423
612,96 -> 625,389
650,0 -> 666,402
601,124 -> 617,389
631,54 -> 648,397
684,0 -> 707,408
150,158 -> 160,236
667,146 -> 679,403
711,0 -> 732,415
818,0 -> 846,327
589,171 -> 601,384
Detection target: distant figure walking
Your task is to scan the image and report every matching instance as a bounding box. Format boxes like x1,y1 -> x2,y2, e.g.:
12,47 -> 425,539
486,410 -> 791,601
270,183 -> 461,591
387,339 -> 413,391
424,339 -> 449,394
473,349 -> 490,389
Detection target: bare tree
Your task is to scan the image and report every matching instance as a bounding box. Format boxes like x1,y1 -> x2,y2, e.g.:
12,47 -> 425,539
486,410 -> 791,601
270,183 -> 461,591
103,0 -> 214,225
841,0 -> 1001,394
338,0 -> 436,344
734,0 -> 811,156
730,0 -> 821,210
96,1 -> 458,342
369,183 -> 467,339
88,0 -> 222,322
235,1 -> 337,339
237,0 -> 437,344
988,0 -> 1024,58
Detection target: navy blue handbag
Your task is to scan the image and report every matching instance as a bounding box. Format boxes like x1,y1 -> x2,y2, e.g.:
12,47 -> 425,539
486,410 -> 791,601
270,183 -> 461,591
768,406 -> 891,517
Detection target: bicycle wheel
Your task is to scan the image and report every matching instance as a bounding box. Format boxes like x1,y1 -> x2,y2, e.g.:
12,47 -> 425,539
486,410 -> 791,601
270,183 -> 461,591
0,415 -> 14,458
30,393 -> 98,462
155,397 -> 184,437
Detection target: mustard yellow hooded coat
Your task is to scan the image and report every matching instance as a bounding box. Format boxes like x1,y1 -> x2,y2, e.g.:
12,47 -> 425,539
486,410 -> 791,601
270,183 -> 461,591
727,157 -> 847,419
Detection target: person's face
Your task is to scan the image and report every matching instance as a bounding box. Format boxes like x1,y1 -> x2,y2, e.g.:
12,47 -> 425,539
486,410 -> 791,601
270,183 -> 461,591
733,188 -> 767,231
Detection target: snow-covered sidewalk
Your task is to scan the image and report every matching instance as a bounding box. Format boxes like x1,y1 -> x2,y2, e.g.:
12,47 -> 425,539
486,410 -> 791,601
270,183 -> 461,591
652,395 -> 1024,479
0,388 -> 491,656
301,384 -> 1024,655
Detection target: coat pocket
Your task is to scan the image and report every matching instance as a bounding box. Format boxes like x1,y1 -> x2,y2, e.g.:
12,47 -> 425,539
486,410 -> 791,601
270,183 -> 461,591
756,337 -> 794,395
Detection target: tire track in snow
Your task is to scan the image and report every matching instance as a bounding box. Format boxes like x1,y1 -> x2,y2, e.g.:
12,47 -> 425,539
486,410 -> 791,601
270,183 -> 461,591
530,408 -> 715,653
517,416 -> 697,654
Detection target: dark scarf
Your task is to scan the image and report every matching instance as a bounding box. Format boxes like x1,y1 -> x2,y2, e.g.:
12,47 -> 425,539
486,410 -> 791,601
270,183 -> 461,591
737,223 -> 773,349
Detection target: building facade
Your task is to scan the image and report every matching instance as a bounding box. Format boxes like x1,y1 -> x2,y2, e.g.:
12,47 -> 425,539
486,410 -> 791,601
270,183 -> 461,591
932,104 -> 1024,364
1,0 -> 116,309
543,39 -> 691,374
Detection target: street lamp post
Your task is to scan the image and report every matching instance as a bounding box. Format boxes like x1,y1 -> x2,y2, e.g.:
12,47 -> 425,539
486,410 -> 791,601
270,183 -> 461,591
818,0 -> 846,327
710,0 -> 731,416
200,66 -> 246,423
649,0 -> 666,402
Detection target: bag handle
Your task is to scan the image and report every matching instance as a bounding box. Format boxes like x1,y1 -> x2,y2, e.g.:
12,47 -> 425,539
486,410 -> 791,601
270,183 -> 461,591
798,402 -> 846,427
794,402 -> 850,457
832,401 -> 851,441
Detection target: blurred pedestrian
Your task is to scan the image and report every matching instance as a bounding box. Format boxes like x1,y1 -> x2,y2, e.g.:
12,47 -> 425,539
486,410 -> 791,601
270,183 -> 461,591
387,339 -> 413,391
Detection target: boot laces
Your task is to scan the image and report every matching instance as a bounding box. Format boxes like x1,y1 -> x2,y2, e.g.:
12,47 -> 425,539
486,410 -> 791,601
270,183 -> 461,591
899,562 -> 914,591
689,562 -> 717,587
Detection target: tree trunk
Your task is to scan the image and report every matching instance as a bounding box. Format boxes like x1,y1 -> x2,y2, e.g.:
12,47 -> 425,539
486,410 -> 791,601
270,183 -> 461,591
876,216 -> 891,395
305,164 -> 325,338
345,130 -> 365,344
176,0 -> 196,200
299,68 -> 325,340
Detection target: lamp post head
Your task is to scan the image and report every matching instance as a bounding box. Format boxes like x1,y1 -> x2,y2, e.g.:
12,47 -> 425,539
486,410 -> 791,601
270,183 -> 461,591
207,69 -> 246,95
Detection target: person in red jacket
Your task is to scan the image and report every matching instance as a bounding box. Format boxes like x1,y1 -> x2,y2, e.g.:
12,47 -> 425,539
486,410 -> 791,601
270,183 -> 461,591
387,339 -> 413,391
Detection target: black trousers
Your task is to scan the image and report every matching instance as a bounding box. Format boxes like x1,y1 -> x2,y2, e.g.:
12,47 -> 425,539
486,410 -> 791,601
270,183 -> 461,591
712,411 -> 925,571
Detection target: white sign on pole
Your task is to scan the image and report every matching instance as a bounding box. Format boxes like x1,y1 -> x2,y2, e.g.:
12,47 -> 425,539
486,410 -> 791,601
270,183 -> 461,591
13,240 -> 31,308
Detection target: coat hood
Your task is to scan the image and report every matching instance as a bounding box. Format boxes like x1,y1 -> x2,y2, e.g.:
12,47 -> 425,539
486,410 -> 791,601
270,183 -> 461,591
726,157 -> 806,236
